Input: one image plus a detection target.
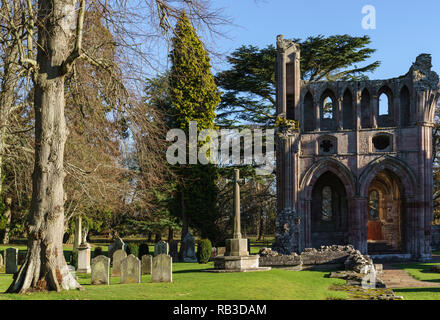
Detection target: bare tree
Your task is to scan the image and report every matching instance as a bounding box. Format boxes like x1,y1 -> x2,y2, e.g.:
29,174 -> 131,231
2,0 -> 228,293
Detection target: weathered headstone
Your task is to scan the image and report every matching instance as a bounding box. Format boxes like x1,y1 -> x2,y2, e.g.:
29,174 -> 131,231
91,255 -> 110,285
5,247 -> 18,274
141,255 -> 152,275
154,240 -> 169,256
169,240 -> 178,261
120,254 -> 141,284
77,242 -> 91,273
152,254 -> 172,283
181,232 -> 197,262
112,249 -> 127,276
0,253 -> 3,267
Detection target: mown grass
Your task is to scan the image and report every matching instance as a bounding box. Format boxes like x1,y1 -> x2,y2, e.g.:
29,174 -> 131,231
392,261 -> 440,300
0,262 -> 347,300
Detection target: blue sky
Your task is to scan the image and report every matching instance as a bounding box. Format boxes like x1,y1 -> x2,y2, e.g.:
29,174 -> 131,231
209,0 -> 440,79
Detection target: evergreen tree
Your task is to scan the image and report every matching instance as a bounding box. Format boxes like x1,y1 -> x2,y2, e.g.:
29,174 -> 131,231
168,12 -> 221,243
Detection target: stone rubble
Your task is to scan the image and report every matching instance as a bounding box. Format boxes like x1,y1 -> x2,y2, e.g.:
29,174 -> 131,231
260,245 -> 372,268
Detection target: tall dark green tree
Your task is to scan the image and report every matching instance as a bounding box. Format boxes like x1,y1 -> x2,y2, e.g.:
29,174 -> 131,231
216,34 -> 380,127
168,11 -> 221,243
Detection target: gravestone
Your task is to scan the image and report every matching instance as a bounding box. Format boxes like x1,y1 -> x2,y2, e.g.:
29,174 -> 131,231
0,253 -> 3,267
77,243 -> 91,273
120,254 -> 141,284
181,232 -> 197,262
108,237 -> 126,263
154,241 -> 169,256
152,254 -> 172,283
112,249 -> 127,277
5,247 -> 18,274
91,255 -> 110,285
169,240 -> 178,261
141,255 -> 152,275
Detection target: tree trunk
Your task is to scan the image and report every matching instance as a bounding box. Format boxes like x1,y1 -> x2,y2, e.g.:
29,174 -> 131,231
7,0 -> 81,293
180,190 -> 188,239
168,226 -> 174,242
73,216 -> 82,252
257,208 -> 264,241
2,198 -> 12,244
0,29 -> 20,246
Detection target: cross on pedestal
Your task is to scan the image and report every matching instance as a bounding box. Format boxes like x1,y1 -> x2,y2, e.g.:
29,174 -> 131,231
224,169 -> 249,257
233,169 -> 242,239
210,168 -> 270,272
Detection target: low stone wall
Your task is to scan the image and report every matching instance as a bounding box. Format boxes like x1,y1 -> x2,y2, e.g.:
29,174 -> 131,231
259,245 -> 373,273
257,250 -> 301,267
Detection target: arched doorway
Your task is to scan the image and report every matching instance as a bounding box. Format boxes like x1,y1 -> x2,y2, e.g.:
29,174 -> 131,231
311,171 -> 349,248
367,169 -> 404,253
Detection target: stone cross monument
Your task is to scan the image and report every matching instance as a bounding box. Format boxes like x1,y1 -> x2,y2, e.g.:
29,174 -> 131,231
225,169 -> 248,257
233,169 -> 241,239
211,169 -> 270,272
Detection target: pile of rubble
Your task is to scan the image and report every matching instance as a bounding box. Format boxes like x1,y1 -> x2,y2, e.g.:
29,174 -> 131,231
259,245 -> 371,270
259,245 -> 386,288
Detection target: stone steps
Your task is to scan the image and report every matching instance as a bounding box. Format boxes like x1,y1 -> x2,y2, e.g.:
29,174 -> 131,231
368,242 -> 400,254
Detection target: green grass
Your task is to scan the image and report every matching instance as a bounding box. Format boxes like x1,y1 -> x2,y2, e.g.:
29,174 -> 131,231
0,263 -> 347,300
393,287 -> 440,300
392,262 -> 440,300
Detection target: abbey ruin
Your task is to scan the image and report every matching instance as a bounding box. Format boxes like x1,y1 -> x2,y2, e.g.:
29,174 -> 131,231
273,35 -> 440,261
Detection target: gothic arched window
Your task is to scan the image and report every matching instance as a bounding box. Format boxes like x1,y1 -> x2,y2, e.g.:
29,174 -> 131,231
322,96 -> 334,119
379,93 -> 389,116
322,186 -> 333,221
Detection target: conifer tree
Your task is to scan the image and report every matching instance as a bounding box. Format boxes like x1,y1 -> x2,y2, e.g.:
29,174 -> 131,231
168,11 -> 221,244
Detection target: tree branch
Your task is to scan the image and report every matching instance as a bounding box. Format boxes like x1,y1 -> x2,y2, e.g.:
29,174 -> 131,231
61,0 -> 85,75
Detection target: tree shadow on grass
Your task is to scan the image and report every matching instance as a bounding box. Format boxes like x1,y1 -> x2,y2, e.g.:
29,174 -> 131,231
172,269 -> 204,274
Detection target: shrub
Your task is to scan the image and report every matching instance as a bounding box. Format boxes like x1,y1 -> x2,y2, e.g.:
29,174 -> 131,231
138,243 -> 150,259
197,239 -> 212,264
127,243 -> 139,258
94,246 -> 103,258
70,251 -> 78,269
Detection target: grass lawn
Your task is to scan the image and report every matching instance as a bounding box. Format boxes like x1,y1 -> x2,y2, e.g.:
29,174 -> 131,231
392,262 -> 440,300
0,262 -> 348,300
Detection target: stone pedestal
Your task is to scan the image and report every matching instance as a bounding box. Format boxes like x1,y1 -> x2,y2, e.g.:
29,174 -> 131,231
214,255 -> 260,270
77,243 -> 91,273
225,238 -> 248,256
211,238 -> 270,272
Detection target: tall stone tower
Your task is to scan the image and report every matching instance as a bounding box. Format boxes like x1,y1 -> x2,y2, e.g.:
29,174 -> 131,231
273,35 -> 439,261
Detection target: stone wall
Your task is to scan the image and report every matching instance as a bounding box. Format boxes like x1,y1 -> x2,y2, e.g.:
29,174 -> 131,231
259,245 -> 373,273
